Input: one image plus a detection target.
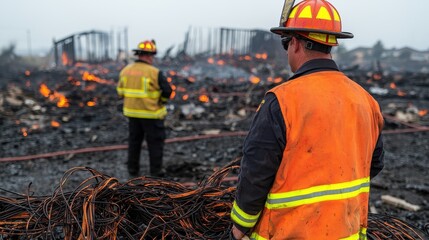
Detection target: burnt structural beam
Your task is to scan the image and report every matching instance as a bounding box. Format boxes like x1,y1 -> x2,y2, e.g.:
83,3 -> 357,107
53,30 -> 117,67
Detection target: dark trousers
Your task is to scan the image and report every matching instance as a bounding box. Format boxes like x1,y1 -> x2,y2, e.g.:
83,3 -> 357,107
128,117 -> 166,174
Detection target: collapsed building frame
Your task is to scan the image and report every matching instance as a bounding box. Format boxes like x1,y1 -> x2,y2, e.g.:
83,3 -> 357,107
53,29 -> 128,67
176,27 -> 283,59
53,27 -> 284,67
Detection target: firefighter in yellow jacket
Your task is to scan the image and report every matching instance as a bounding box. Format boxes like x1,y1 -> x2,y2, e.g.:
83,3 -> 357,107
117,40 -> 172,177
230,0 -> 385,239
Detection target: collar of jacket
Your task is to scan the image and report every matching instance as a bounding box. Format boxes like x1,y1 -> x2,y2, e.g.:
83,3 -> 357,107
289,59 -> 339,81
135,59 -> 151,65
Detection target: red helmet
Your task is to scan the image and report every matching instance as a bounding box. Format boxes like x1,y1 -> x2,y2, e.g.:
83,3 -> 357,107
271,0 -> 353,46
133,40 -> 157,55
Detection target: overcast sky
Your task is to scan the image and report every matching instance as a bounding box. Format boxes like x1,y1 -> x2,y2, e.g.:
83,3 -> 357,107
1,0 -> 428,56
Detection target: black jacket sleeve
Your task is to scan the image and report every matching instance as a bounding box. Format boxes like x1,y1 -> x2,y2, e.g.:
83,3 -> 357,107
233,93 -> 286,233
158,71 -> 172,100
370,134 -> 384,178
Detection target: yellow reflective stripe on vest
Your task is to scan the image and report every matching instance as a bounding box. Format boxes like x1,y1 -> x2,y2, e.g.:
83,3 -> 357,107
123,107 -> 167,119
250,232 -> 267,240
231,201 -> 261,228
340,227 -> 367,240
117,77 -> 161,99
116,88 -> 161,99
266,177 -> 370,209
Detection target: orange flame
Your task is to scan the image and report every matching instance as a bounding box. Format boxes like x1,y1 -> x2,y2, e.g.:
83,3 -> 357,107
168,70 -> 177,76
390,82 -> 397,89
51,120 -> 61,128
87,101 -> 96,107
82,71 -> 115,85
167,77 -> 173,83
255,53 -> 268,60
170,91 -> 176,99
244,55 -> 252,61
62,52 -> 69,65
21,128 -> 28,137
56,93 -> 69,108
199,95 -> 209,103
418,109 -> 428,117
40,83 -> 69,108
207,58 -> 215,64
39,83 -> 51,97
182,94 -> 189,101
249,75 -> 261,84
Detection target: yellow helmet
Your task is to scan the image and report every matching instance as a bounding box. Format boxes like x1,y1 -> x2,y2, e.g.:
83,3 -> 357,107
133,40 -> 157,55
271,0 -> 353,46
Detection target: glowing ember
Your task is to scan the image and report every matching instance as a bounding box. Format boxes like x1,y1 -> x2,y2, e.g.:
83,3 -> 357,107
39,83 -> 51,97
82,71 -> 115,85
168,70 -> 177,76
167,77 -> 173,83
62,52 -> 69,66
397,90 -> 406,97
87,100 -> 96,107
56,94 -> 69,108
170,91 -> 176,99
40,83 -> 70,108
199,95 -> 209,103
390,82 -> 397,89
249,75 -> 261,84
273,77 -> 283,84
207,58 -> 215,64
187,77 -> 196,83
418,109 -> 428,117
21,128 -> 28,137
255,53 -> 268,60
51,121 -> 61,128
182,94 -> 189,101
217,60 -> 225,66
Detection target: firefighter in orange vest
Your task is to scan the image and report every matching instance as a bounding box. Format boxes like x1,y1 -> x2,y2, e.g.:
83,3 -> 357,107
230,0 -> 384,239
117,40 -> 172,177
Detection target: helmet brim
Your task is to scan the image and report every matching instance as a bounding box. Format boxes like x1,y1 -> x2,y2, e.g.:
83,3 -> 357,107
270,27 -> 354,39
133,50 -> 157,55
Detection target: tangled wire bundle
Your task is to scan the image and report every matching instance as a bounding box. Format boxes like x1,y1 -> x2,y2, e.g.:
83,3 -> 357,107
0,159 -> 428,240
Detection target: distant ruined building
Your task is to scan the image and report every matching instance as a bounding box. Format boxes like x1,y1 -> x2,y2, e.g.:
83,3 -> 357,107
170,26 -> 284,60
53,29 -> 129,67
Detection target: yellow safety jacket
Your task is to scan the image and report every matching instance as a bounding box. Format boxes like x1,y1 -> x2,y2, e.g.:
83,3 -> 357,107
232,71 -> 384,240
117,62 -> 167,119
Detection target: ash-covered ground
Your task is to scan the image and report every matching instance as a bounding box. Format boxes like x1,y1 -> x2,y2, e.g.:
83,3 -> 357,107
1,55 -> 428,234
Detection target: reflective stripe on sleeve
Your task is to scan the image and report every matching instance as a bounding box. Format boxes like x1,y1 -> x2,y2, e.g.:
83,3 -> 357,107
340,227 -> 367,240
230,201 -> 261,228
266,177 -> 370,209
250,232 -> 268,240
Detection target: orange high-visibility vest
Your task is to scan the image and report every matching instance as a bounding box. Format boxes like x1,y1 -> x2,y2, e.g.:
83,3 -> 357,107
117,62 -> 167,119
251,71 -> 383,240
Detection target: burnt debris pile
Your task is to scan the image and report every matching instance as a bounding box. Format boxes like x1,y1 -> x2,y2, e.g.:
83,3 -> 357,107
0,160 -> 427,239
1,44 -> 429,238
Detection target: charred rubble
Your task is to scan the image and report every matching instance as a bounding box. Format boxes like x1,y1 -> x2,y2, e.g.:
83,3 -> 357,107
0,42 -> 429,235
